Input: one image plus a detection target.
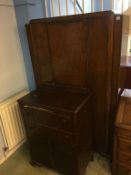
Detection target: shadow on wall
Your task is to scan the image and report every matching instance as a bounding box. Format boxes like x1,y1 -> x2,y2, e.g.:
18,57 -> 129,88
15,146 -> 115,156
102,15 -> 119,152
13,0 -> 45,91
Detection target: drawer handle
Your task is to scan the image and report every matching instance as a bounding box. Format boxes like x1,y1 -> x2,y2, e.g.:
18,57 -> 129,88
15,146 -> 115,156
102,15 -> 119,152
24,105 -> 53,113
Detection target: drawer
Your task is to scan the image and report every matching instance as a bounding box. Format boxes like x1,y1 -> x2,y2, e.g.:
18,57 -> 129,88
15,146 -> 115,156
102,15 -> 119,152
44,127 -> 75,145
26,123 -> 75,145
23,105 -> 73,132
117,137 -> 131,153
117,151 -> 131,167
116,128 -> 131,139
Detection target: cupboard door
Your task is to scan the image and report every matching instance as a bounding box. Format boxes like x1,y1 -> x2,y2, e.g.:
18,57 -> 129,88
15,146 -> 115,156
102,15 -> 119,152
28,125 -> 54,167
53,144 -> 79,175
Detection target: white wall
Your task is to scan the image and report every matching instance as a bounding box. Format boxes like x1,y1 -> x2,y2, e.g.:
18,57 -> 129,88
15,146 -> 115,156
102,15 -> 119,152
0,0 -> 28,102
14,0 -> 45,91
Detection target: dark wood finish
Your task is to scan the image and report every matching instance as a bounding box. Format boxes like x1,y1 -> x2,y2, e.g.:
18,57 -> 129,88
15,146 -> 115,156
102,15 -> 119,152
126,67 -> 131,89
115,163 -> 131,175
19,84 -> 93,175
120,56 -> 131,89
109,14 -> 123,154
113,89 -> 131,175
24,11 -> 130,157
25,11 -> 128,154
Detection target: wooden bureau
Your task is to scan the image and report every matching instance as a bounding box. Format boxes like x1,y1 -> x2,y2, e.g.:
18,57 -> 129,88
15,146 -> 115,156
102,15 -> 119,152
113,90 -> 131,175
19,84 -> 93,175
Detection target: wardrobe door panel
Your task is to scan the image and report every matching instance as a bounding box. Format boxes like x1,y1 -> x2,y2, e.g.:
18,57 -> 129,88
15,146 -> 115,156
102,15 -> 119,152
47,22 -> 88,86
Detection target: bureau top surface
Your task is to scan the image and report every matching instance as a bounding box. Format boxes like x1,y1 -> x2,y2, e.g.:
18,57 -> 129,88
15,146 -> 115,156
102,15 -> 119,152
19,84 -> 90,113
115,89 -> 131,130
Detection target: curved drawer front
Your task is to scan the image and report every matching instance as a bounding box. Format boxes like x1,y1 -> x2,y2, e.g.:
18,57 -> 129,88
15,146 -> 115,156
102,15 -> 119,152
29,125 -> 75,145
117,151 -> 131,167
117,137 -> 131,153
23,105 -> 74,133
116,128 -> 131,140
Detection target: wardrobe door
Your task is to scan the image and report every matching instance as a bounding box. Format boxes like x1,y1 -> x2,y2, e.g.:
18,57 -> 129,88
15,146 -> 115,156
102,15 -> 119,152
86,14 -> 114,153
26,23 -> 53,88
47,21 -> 88,86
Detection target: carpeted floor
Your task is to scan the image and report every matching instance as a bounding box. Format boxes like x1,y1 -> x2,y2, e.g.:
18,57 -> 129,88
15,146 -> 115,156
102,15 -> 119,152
0,144 -> 112,175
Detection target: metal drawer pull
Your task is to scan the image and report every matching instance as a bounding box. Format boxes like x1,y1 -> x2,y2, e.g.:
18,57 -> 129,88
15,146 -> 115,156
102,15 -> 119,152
24,105 -> 53,113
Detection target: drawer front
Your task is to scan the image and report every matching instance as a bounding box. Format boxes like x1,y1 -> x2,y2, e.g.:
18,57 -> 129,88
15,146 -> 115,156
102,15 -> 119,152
116,128 -> 131,139
117,137 -> 131,153
43,127 -> 75,145
22,105 -> 73,132
117,151 -> 131,167
32,125 -> 75,145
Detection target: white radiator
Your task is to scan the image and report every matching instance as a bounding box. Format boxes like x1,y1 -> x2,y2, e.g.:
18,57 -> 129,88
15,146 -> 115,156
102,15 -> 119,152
0,90 -> 28,162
